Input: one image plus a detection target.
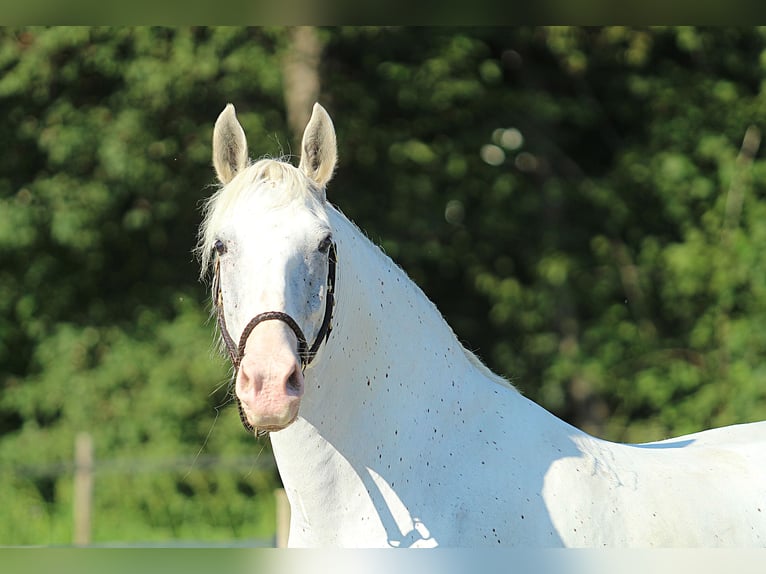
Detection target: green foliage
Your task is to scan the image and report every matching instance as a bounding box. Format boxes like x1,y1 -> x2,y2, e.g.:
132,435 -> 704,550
2,27 -> 766,545
324,26 -> 766,442
0,27 -> 286,545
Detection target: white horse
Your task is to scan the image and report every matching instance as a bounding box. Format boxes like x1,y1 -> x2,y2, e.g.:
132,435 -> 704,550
199,102 -> 766,547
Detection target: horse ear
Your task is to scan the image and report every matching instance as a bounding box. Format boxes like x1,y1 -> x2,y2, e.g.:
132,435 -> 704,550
299,103 -> 337,191
212,104 -> 248,185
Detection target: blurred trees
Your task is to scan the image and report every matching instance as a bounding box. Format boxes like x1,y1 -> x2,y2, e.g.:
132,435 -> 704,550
0,27 -> 288,544
1,27 -> 766,544
324,27 -> 766,440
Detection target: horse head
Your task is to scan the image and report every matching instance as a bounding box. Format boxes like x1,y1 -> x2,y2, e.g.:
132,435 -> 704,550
201,103 -> 338,433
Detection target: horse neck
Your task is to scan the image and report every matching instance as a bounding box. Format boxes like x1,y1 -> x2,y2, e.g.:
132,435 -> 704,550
267,209 -> 593,545
322,207 -> 473,392
273,206 -> 519,455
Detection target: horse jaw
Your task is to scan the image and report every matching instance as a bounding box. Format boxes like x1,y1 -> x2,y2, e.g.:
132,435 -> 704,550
235,321 -> 305,432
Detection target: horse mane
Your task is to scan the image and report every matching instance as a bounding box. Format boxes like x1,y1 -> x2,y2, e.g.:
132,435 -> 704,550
197,157 -> 324,276
463,348 -> 517,391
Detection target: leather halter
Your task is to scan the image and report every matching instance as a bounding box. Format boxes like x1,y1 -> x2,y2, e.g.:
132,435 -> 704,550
213,243 -> 337,432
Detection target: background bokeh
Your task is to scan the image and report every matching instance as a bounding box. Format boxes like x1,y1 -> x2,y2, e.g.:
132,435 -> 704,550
2,26 -> 766,546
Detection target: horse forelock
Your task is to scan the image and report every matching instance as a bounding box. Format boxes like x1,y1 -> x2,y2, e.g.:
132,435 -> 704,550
197,158 -> 324,276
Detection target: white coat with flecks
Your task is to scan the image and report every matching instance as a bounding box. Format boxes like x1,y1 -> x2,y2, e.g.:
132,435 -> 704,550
200,102 -> 766,547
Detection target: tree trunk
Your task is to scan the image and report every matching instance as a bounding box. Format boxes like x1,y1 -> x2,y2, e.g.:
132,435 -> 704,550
282,27 -> 323,151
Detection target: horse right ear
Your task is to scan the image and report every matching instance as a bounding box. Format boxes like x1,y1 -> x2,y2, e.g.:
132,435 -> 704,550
212,104 -> 248,185
299,103 -> 337,190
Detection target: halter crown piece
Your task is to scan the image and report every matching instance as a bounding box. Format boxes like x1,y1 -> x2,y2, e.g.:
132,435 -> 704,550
213,242 -> 337,432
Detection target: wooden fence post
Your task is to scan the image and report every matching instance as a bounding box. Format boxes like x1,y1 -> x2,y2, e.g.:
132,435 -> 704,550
274,488 -> 290,548
73,432 -> 93,546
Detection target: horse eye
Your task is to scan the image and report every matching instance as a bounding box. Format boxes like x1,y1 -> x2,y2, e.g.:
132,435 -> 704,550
214,239 -> 226,256
318,235 -> 333,254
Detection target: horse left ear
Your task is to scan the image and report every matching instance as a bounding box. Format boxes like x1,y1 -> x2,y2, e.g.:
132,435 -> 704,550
299,103 -> 337,192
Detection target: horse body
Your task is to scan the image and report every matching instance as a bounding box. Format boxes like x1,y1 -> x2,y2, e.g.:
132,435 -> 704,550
201,103 -> 766,547
272,208 -> 766,547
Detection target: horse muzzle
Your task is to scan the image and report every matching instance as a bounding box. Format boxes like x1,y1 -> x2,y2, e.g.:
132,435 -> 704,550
235,323 -> 305,432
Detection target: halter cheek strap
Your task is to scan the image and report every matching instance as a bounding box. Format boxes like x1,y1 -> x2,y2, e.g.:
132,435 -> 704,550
214,243 -> 337,432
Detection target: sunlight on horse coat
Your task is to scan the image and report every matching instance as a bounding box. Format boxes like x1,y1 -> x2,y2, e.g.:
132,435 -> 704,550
199,103 -> 766,547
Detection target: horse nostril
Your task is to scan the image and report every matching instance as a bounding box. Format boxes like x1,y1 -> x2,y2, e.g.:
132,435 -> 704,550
286,368 -> 302,393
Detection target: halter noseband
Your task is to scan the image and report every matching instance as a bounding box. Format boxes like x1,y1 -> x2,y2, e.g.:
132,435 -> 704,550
213,243 -> 337,432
